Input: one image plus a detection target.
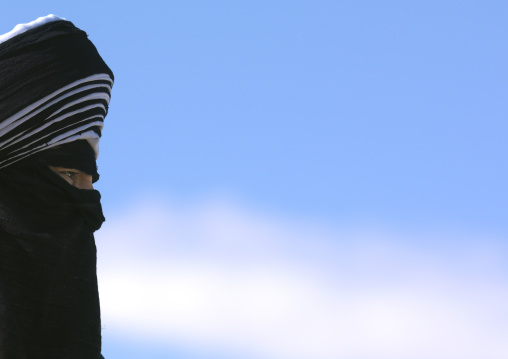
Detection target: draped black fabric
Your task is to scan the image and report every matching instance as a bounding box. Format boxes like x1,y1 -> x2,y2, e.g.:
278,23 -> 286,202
0,15 -> 113,359
0,163 -> 105,358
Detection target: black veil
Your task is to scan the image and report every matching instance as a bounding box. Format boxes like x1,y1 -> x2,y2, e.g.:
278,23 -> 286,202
0,162 -> 105,358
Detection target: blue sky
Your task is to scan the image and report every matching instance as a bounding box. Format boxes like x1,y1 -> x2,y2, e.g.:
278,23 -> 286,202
2,2 -> 508,358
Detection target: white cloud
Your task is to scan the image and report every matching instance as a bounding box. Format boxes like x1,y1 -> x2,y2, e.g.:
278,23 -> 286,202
96,197 -> 508,359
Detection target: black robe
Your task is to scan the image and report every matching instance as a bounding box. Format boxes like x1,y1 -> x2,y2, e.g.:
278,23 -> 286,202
0,164 -> 105,358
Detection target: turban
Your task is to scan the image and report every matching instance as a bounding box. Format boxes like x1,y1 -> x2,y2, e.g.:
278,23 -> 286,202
0,14 -> 114,168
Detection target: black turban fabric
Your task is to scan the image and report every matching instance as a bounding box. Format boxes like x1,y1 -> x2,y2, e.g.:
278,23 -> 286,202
0,14 -> 113,168
0,15 -> 113,359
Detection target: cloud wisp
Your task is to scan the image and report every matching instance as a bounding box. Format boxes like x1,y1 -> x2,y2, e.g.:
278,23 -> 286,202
96,197 -> 508,359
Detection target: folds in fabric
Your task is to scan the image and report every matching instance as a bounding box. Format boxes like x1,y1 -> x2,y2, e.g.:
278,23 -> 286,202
0,164 -> 105,358
0,18 -> 114,169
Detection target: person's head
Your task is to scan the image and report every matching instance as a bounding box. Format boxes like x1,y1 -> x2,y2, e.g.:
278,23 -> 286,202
0,15 -> 114,231
0,14 -> 114,187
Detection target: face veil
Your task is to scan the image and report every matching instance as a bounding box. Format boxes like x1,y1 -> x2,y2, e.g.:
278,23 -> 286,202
0,15 -> 113,359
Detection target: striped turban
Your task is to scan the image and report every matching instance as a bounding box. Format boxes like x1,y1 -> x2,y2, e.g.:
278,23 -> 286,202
0,15 -> 114,169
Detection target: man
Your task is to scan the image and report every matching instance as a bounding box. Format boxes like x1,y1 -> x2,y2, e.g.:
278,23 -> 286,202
0,15 -> 114,358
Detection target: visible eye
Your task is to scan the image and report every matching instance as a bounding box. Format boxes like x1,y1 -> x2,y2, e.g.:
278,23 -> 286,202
60,171 -> 78,180
48,166 -> 94,189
